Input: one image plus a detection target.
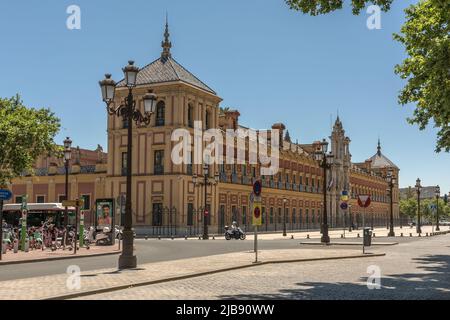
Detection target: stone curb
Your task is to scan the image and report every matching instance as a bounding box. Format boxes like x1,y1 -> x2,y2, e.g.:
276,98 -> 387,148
0,251 -> 120,266
44,252 -> 386,300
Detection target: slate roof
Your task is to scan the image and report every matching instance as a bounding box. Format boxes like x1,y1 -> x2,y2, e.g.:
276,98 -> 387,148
117,57 -> 216,95
368,141 -> 399,169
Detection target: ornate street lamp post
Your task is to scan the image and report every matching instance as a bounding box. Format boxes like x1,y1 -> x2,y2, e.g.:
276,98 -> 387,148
314,139 -> 334,244
415,178 -> 422,234
387,169 -> 396,237
435,185 -> 440,231
99,61 -> 157,269
283,198 -> 287,237
63,137 -> 72,229
192,162 -> 219,240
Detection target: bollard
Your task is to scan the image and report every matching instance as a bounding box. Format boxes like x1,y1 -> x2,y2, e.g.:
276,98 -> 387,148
410,233 -> 413,237
24,237 -> 29,253
373,233 -> 376,238
212,235 -> 215,240
307,234 -> 310,239
171,236 -> 174,240
145,236 -> 148,240
401,233 -> 403,237
340,234 -> 344,239
291,235 -> 294,240
185,235 -> 188,240
419,233 -> 422,237
13,239 -> 18,253
357,233 -> 360,238
158,236 -> 161,240
426,233 -> 429,237
198,236 -> 202,240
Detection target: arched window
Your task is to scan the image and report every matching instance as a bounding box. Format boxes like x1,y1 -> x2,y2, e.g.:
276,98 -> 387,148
155,101 -> 165,126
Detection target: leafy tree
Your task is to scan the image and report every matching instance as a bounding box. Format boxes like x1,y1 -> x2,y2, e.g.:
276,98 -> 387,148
285,0 -> 450,152
394,0 -> 450,152
400,197 -> 450,222
219,107 -> 231,115
285,0 -> 393,15
0,95 -> 61,186
400,197 -> 417,220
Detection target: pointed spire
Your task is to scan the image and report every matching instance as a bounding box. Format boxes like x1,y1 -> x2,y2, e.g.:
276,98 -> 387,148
161,13 -> 172,60
377,138 -> 382,156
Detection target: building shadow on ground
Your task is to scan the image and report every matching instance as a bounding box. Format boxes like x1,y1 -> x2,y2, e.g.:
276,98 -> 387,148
219,254 -> 450,300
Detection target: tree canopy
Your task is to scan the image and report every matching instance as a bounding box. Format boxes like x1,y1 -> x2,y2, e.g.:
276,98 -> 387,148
285,0 -> 393,15
394,0 -> 450,152
286,0 -> 450,152
0,95 -> 61,186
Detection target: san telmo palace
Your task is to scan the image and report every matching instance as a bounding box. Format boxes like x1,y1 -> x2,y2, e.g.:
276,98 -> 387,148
5,24 -> 400,236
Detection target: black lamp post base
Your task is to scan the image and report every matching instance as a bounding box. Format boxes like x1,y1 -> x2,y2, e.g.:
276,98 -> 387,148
118,230 -> 136,269
436,226 -> 440,231
321,235 -> 330,244
388,231 -> 395,237
202,234 -> 209,240
118,254 -> 137,270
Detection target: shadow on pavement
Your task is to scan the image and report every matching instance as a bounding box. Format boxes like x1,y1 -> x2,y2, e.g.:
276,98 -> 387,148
219,254 -> 450,300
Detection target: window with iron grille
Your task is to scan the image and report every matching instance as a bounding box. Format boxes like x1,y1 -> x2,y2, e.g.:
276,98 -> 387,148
154,150 -> 164,175
155,101 -> 165,126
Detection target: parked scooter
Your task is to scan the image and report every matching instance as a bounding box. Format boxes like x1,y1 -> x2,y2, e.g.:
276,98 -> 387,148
96,227 -> 113,246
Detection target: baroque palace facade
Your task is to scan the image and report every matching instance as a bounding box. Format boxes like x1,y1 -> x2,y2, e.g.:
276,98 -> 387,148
6,24 -> 400,235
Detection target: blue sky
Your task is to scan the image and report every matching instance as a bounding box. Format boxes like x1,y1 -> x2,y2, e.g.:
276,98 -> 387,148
0,0 -> 448,193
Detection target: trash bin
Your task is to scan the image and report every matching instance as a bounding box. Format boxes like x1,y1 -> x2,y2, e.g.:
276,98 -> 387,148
363,227 -> 372,246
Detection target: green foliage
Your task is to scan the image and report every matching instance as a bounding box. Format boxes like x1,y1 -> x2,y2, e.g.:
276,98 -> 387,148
285,0 -> 450,152
400,197 -> 417,220
394,0 -> 450,152
400,197 -> 450,221
0,95 -> 61,186
285,0 -> 393,15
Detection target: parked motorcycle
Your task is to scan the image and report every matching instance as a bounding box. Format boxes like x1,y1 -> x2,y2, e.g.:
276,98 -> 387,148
224,226 -> 246,240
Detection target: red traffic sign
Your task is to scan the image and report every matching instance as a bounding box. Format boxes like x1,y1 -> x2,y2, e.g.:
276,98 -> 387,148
357,195 -> 371,208
204,209 -> 209,216
254,206 -> 261,219
253,180 -> 262,197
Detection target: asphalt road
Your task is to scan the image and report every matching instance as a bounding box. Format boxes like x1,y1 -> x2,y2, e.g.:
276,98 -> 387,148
0,239 -> 309,281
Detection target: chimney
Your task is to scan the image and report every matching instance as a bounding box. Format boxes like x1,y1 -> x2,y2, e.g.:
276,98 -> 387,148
224,110 -> 240,130
271,123 -> 286,149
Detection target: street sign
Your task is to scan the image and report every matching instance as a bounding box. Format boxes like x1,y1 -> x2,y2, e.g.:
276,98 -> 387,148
357,195 -> 371,208
0,189 -> 12,201
204,209 -> 209,216
340,202 -> 348,210
252,201 -> 262,226
62,199 -> 84,207
253,180 -> 262,197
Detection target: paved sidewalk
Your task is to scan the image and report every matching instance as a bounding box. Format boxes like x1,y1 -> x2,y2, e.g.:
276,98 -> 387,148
0,245 -> 121,265
0,248 -> 384,300
243,225 -> 449,241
